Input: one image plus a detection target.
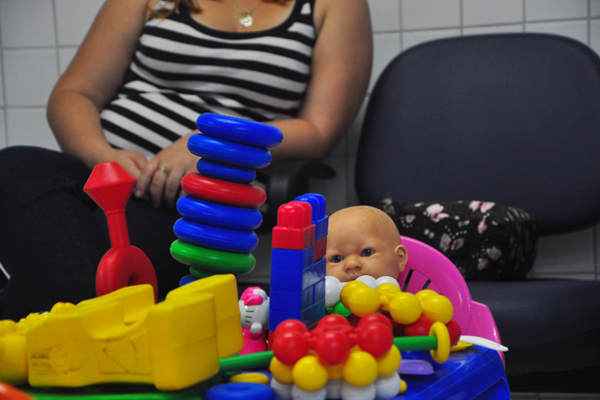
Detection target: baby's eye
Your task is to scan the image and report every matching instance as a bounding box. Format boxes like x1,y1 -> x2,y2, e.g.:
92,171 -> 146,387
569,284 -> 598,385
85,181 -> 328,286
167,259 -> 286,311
361,248 -> 374,257
329,255 -> 343,263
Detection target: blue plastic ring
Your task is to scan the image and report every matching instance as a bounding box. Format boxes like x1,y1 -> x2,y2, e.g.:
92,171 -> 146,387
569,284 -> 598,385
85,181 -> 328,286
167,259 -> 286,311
188,134 -> 272,169
197,113 -> 283,148
176,196 -> 263,230
206,383 -> 275,400
173,218 -> 258,253
197,159 -> 256,184
178,274 -> 198,286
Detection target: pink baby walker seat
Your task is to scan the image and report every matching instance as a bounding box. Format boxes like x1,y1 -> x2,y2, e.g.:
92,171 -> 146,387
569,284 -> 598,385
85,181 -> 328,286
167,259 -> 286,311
398,236 -> 501,346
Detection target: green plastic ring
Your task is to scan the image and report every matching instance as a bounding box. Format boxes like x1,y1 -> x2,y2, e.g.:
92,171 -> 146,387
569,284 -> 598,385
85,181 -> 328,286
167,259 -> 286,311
188,266 -> 215,279
170,240 -> 255,274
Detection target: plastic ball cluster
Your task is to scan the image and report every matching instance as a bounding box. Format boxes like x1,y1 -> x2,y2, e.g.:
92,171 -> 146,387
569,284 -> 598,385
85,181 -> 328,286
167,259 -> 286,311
326,275 -> 462,347
268,314 -> 406,400
169,113 -> 283,284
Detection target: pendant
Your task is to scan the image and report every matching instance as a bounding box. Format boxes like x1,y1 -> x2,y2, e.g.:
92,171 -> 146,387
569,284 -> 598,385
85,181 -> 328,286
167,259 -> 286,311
239,12 -> 254,28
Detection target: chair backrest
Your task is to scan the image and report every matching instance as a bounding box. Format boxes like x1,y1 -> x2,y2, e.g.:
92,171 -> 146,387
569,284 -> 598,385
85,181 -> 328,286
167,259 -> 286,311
399,236 -> 500,343
356,33 -> 600,235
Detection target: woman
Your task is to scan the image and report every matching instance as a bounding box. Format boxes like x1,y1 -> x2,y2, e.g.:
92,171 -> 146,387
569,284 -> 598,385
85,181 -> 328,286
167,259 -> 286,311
0,0 -> 372,319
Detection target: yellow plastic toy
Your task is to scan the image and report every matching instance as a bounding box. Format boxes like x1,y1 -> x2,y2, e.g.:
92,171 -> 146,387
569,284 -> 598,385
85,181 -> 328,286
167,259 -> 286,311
339,281 -> 454,327
0,274 -> 243,391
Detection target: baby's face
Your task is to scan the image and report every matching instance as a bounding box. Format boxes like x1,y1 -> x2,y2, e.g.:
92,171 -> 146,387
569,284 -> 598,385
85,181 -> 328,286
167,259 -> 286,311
326,211 -> 405,282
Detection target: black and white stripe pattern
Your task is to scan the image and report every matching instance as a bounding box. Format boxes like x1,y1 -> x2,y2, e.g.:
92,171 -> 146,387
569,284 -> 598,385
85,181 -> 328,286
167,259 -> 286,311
101,0 -> 315,156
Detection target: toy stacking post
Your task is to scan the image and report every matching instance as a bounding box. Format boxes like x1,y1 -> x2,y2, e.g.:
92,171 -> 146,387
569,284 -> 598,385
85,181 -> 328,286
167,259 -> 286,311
170,113 -> 283,283
84,162 -> 158,297
268,194 -> 327,331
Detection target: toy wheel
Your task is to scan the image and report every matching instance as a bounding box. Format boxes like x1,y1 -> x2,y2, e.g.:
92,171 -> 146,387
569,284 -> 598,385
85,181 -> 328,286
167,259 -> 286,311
429,322 -> 450,363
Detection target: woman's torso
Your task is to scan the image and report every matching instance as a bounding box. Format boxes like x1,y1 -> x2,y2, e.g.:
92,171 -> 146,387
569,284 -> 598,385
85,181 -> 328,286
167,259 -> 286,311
100,0 -> 316,155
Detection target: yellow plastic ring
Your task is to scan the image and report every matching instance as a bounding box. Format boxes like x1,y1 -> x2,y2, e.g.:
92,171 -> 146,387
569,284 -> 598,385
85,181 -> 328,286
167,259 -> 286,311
429,322 -> 450,364
230,372 -> 270,384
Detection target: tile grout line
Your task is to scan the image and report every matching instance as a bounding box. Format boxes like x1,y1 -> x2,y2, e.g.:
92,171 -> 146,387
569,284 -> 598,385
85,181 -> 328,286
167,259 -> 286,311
588,0 -> 592,46
459,0 -> 464,35
522,0 -> 527,32
399,0 -> 404,50
0,2 -> 7,146
52,0 -> 61,77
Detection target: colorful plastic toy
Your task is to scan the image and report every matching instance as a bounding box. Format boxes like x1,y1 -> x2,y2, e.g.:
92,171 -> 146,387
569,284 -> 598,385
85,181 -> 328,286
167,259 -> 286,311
170,114 -> 282,284
197,159 -> 256,184
83,162 -> 158,297
266,314 -> 451,399
0,382 -> 32,399
239,287 -> 270,354
269,195 -> 327,331
206,382 -> 275,400
397,237 -> 501,346
0,275 -> 242,391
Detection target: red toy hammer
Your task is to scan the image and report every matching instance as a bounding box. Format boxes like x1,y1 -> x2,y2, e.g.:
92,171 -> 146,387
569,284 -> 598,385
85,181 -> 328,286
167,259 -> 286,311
84,162 -> 158,298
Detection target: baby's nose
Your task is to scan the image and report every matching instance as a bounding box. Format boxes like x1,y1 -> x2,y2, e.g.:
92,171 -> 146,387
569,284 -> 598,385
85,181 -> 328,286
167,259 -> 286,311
343,256 -> 362,273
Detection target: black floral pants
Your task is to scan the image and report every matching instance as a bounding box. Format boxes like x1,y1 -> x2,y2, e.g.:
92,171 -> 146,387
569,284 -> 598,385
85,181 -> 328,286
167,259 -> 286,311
377,199 -> 538,280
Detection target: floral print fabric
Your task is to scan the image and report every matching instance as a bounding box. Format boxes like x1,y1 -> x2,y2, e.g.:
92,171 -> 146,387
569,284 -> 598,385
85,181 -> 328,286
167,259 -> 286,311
377,199 -> 538,280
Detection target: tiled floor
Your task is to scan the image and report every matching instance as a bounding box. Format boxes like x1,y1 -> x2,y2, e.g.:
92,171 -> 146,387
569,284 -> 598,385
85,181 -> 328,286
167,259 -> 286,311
513,394 -> 600,399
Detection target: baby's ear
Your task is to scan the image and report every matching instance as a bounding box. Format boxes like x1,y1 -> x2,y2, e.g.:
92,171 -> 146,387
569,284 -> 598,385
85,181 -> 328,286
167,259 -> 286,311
394,244 -> 408,272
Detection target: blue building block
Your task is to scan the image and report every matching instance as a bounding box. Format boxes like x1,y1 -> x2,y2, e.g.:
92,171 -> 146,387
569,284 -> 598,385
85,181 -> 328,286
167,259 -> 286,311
398,346 -> 510,399
269,195 -> 328,331
295,193 -> 328,241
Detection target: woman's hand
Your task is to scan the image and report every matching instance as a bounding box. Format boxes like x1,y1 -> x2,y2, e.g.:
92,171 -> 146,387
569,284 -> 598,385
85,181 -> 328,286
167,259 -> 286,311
136,134 -> 198,208
109,149 -> 149,180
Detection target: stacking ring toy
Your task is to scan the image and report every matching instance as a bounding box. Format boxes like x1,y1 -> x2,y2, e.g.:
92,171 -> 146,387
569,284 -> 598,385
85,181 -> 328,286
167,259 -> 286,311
197,113 -> 283,148
177,196 -> 262,230
206,382 -> 275,400
197,159 -> 256,183
181,174 -> 266,208
178,274 -> 198,286
429,322 -> 451,364
170,240 -> 256,274
188,134 -> 272,169
189,264 -> 221,278
173,218 -> 258,253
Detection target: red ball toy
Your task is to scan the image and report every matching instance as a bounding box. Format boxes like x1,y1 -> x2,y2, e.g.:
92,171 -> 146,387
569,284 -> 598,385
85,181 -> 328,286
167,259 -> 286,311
357,321 -> 393,358
404,315 -> 433,337
313,329 -> 353,365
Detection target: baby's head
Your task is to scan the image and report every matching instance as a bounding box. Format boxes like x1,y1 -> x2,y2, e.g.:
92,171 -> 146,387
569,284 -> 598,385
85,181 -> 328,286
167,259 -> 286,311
326,206 -> 407,282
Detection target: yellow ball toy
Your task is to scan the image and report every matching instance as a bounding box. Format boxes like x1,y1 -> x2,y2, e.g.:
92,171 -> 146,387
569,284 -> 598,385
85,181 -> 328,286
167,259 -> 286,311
292,355 -> 328,391
377,283 -> 401,310
388,292 -> 422,325
377,345 -> 401,377
340,280 -> 365,304
420,294 -> 454,324
342,282 -> 381,317
269,356 -> 294,384
342,350 -> 378,387
415,289 -> 438,303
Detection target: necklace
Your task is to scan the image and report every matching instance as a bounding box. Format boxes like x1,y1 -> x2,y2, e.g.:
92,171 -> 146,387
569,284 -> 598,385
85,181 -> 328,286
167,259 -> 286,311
233,0 -> 263,28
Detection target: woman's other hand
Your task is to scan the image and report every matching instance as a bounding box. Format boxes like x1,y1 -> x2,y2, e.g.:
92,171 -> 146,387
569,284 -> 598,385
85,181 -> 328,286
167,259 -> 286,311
110,149 -> 149,180
136,134 -> 198,208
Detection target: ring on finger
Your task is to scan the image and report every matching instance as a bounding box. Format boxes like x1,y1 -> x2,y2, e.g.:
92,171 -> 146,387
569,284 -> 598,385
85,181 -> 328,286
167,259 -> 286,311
159,164 -> 170,175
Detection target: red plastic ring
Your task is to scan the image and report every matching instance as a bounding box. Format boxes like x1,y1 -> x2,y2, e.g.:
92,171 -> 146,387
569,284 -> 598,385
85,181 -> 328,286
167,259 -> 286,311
95,246 -> 158,298
181,173 -> 266,208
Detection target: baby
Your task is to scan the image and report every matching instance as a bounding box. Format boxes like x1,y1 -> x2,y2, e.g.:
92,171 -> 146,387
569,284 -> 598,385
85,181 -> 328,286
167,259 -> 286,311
326,205 -> 407,282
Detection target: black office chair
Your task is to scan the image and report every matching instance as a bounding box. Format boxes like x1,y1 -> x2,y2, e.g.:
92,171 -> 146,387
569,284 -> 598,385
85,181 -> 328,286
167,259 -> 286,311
355,33 -> 600,392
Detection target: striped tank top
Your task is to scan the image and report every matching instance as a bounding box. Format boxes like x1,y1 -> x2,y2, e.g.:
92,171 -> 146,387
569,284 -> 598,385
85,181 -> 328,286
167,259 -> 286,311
100,0 -> 315,155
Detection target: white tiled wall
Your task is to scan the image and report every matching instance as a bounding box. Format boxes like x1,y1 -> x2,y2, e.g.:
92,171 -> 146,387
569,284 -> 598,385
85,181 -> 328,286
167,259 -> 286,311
0,0 -> 599,279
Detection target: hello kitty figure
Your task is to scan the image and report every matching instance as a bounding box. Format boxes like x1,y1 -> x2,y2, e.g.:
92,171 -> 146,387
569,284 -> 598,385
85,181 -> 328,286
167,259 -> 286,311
239,286 -> 270,354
